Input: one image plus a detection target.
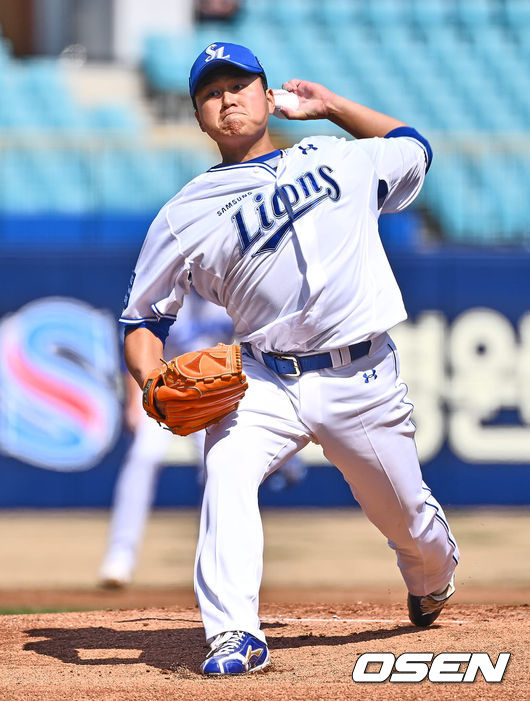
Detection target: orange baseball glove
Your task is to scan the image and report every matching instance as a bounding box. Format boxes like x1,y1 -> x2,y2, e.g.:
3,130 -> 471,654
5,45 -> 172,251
141,343 -> 248,436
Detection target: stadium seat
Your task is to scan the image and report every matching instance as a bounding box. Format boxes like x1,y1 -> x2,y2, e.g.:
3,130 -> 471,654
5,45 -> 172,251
1,2 -> 529,244
359,0 -> 406,26
454,0 -> 495,28
314,0 -> 358,27
407,0 -> 449,26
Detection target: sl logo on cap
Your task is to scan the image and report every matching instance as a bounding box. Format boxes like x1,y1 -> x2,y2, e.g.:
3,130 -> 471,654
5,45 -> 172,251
205,44 -> 231,62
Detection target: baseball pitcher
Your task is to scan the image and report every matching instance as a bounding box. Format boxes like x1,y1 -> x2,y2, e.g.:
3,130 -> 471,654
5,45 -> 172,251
120,42 -> 459,675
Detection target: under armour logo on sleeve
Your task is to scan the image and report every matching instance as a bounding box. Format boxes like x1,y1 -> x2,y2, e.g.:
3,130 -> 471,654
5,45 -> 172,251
298,144 -> 318,155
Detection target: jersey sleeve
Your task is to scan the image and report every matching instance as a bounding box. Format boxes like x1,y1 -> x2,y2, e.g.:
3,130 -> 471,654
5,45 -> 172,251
119,206 -> 191,342
357,127 -> 432,214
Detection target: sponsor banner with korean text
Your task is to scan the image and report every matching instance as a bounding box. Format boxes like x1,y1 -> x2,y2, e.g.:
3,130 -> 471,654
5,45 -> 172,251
0,219 -> 529,506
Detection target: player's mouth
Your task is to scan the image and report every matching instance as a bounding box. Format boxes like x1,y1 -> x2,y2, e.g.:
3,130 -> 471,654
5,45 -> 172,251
222,109 -> 246,118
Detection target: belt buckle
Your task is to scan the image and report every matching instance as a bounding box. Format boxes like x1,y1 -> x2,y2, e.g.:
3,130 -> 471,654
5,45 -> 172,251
276,354 -> 301,377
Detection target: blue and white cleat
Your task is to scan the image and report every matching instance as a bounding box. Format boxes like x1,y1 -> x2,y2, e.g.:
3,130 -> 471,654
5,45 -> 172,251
200,630 -> 270,675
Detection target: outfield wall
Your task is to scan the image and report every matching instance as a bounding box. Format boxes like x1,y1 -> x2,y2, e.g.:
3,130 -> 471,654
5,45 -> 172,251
1,215 -> 529,507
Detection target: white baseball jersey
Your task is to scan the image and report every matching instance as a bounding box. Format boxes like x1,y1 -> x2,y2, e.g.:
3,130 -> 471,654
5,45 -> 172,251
121,133 -> 428,353
119,128 -> 459,646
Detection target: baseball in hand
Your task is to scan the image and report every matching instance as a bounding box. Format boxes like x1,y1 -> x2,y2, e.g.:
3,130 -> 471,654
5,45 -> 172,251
272,89 -> 299,118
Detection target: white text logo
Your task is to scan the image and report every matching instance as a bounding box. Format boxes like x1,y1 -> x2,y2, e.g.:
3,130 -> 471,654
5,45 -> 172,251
352,652 -> 511,683
205,44 -> 230,62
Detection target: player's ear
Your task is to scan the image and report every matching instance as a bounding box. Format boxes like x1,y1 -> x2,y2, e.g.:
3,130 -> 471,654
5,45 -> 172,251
194,109 -> 206,132
266,88 -> 275,115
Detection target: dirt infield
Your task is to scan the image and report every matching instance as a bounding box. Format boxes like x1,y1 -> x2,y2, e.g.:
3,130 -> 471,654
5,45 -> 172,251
2,602 -> 528,700
1,509 -> 528,698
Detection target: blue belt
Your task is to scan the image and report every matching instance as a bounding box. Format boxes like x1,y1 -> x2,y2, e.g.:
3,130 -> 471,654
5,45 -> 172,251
242,341 -> 371,377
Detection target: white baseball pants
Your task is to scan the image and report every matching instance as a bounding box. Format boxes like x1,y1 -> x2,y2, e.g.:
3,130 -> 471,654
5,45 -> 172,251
194,333 -> 459,644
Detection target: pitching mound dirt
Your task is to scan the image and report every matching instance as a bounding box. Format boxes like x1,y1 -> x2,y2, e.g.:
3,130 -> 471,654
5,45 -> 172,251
1,602 -> 528,700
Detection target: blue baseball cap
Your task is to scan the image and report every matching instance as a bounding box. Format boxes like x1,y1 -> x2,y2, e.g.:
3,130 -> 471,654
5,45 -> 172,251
189,42 -> 266,99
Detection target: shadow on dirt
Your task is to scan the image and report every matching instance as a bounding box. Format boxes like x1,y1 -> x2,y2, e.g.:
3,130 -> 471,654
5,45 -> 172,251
23,625 -> 207,674
23,621 -> 421,674
263,621 -> 427,649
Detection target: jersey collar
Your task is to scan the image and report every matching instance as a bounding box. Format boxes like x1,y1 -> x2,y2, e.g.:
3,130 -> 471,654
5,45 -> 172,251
209,149 -> 282,171
245,149 -> 282,164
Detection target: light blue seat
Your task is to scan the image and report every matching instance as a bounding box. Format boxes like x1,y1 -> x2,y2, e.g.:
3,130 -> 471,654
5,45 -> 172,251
359,0 -> 406,26
270,0 -> 315,26
238,0 -> 270,24
90,147 -> 216,212
88,105 -> 141,131
314,0 -> 358,27
143,34 -> 196,92
22,150 -> 91,213
454,0 -> 494,28
407,0 -> 450,26
503,1 -> 530,29
194,25 -> 241,52
0,150 -> 72,213
480,155 -> 524,238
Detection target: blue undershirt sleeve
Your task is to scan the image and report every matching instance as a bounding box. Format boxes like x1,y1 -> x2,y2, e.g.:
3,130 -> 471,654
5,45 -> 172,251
122,318 -> 174,345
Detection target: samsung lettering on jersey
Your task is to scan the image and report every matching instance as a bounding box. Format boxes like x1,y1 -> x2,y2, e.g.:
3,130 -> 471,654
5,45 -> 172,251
216,191 -> 253,216
232,165 -> 341,256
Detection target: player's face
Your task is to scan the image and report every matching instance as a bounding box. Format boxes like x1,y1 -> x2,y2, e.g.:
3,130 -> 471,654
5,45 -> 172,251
194,68 -> 275,144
